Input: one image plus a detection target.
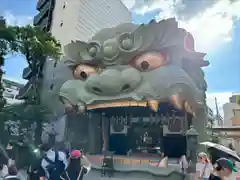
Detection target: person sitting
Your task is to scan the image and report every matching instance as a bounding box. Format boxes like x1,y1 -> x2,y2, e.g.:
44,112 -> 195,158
209,157 -> 237,180
40,142 -> 68,180
3,165 -> 20,180
61,150 -> 91,180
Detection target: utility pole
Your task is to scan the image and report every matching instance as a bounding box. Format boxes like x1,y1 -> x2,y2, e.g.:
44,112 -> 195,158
215,97 -> 223,126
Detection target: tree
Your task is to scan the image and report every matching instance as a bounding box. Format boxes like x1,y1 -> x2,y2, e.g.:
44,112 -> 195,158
0,16 -> 18,110
15,25 -> 61,72
0,19 -> 61,148
0,103 -> 51,145
14,25 -> 61,104
12,25 -> 62,144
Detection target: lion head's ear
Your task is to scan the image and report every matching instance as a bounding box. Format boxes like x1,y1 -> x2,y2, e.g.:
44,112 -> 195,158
64,40 -> 88,62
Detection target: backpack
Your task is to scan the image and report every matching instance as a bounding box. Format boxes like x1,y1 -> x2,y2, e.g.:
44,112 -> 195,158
44,151 -> 65,180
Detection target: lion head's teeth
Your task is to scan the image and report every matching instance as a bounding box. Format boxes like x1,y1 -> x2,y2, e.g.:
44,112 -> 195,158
86,100 -> 148,110
78,103 -> 86,113
147,100 -> 159,112
171,94 -> 183,109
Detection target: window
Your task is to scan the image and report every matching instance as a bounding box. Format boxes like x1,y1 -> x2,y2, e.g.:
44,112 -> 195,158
3,92 -> 14,99
50,84 -> 54,90
63,2 -> 66,9
53,61 -> 57,67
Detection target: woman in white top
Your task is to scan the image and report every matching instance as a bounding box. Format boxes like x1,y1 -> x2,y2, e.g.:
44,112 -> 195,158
196,152 -> 213,180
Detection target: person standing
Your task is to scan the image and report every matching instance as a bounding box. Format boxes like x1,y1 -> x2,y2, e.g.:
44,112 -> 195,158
196,152 -> 213,180
27,157 -> 45,180
61,150 -> 91,180
40,143 -> 68,180
6,142 -> 15,166
209,157 -> 237,180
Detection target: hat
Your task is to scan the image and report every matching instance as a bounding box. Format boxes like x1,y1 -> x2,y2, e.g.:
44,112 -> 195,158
71,150 -> 81,158
198,152 -> 207,158
216,158 -> 238,172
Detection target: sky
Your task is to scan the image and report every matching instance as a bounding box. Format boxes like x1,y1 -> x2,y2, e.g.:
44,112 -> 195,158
0,0 -> 240,116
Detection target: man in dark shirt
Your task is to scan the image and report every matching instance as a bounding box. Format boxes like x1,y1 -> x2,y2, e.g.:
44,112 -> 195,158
28,158 -> 46,180
209,158 -> 237,180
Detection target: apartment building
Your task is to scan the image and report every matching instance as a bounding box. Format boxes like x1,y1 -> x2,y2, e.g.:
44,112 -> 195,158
2,79 -> 24,105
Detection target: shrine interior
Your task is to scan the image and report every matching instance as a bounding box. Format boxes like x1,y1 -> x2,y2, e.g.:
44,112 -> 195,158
88,101 -> 192,158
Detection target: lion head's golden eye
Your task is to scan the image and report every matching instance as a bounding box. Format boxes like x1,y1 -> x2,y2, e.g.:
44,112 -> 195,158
73,64 -> 97,80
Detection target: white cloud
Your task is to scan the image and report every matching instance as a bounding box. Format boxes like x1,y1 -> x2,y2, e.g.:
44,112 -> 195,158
3,11 -> 33,26
127,0 -> 240,52
206,92 -> 232,117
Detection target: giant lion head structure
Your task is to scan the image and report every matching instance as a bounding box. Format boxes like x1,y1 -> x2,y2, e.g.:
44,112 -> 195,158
59,18 -> 209,116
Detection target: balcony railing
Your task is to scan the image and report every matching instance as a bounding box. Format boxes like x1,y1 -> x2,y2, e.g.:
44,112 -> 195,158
36,0 -> 49,11
33,1 -> 51,26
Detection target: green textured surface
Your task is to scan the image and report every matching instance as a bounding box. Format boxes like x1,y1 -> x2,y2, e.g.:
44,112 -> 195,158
60,18 -> 207,108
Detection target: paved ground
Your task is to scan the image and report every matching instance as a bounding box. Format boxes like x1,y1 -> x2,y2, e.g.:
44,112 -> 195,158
18,169 -> 240,180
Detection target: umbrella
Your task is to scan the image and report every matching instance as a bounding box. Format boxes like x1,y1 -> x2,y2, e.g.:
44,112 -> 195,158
200,141 -> 240,162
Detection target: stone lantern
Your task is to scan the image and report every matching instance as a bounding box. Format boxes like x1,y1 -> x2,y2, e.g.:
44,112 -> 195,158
186,125 -> 199,173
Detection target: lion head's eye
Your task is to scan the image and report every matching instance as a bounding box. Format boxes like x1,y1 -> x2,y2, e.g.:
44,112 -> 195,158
73,64 -> 97,80
130,52 -> 168,72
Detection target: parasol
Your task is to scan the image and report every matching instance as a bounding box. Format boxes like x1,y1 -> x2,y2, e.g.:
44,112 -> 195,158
200,141 -> 240,162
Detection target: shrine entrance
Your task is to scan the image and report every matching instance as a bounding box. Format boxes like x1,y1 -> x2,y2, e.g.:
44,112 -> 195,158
90,104 -> 189,158
163,135 -> 186,158
109,134 -> 129,155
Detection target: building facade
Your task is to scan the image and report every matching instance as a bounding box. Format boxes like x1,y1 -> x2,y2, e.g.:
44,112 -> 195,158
229,93 -> 240,105
208,93 -> 240,151
34,0 -> 132,45
21,0 -> 132,143
223,102 -> 240,126
2,79 -> 24,105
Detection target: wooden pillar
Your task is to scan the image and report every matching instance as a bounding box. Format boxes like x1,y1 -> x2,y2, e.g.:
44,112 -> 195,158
102,114 -> 110,152
192,107 -> 207,152
88,113 -> 102,154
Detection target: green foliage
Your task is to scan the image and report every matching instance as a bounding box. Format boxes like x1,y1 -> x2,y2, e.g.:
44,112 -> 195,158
14,25 -> 61,69
0,103 -> 51,146
0,103 -> 51,121
0,20 -> 62,107
0,25 -> 18,62
0,20 -> 61,73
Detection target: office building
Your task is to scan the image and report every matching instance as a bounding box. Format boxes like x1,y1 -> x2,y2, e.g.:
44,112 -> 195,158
34,0 -> 132,45
229,93 -> 240,105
